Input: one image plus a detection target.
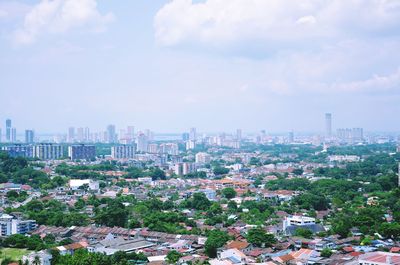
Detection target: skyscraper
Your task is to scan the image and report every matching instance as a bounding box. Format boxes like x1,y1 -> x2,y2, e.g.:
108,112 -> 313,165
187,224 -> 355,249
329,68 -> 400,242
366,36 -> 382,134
189,127 -> 196,141
25,130 -> 35,143
11,128 -> 17,142
236,129 -> 242,141
68,144 -> 96,160
325,113 -> 332,138
77,127 -> 84,142
6,119 -> 11,142
107,124 -> 117,143
84,127 -> 90,142
111,144 -> 135,159
127,126 -> 135,142
68,127 -> 75,143
137,133 -> 148,152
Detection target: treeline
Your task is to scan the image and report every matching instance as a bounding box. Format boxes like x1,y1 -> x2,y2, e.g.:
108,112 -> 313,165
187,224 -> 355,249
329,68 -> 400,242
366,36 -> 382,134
0,152 -> 64,189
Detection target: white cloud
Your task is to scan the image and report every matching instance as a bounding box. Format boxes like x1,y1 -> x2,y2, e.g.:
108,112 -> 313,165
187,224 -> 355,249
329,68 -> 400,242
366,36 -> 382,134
326,68 -> 400,93
13,0 -> 114,45
154,0 -> 400,47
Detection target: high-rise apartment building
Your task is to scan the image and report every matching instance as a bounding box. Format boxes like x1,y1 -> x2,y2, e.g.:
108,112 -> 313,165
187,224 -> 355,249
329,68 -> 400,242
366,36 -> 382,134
325,113 -> 332,138
76,127 -> 84,142
127,126 -> 135,143
107,125 -> 117,143
174,162 -> 196,176
148,143 -> 159,154
1,145 -> 34,158
337,128 -> 364,143
236,129 -> 242,141
68,144 -> 96,160
186,140 -> 196,150
5,119 -> 11,142
33,144 -> 63,160
137,133 -> 148,152
84,127 -> 90,142
68,127 -> 75,143
182,133 -> 189,141
11,128 -> 17,142
159,143 -> 179,155
111,145 -> 135,159
195,152 -> 211,164
189,127 -> 196,141
25,130 -> 34,143
352,128 -> 364,142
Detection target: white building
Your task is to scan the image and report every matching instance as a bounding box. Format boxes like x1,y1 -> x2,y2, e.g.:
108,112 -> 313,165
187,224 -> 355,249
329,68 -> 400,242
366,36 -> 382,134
174,162 -> 196,176
159,143 -> 179,155
195,152 -> 211,164
136,133 -> 148,152
328,155 -> 360,162
33,144 -> 64,160
148,143 -> 159,154
283,215 -> 316,231
22,251 -> 52,265
111,145 -> 135,159
0,213 -> 37,236
69,179 -> 99,191
186,140 -> 196,150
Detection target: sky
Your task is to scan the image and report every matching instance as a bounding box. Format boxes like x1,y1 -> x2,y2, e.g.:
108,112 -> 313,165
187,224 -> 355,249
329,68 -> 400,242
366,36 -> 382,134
0,0 -> 400,134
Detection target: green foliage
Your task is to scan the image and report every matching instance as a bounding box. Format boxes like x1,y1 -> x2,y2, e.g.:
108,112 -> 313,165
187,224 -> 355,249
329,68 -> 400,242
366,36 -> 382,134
95,200 -> 128,227
205,230 -> 231,258
294,228 -> 313,239
53,249 -> 147,265
3,234 -> 45,250
213,166 -> 229,175
222,188 -> 236,199
246,227 -> 276,247
149,167 -> 166,180
182,192 -> 212,211
320,248 -> 333,258
166,250 -> 182,264
379,222 -> 400,239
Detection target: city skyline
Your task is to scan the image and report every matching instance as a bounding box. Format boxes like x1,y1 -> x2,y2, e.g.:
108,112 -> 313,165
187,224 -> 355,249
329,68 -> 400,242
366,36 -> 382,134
1,1 -> 400,132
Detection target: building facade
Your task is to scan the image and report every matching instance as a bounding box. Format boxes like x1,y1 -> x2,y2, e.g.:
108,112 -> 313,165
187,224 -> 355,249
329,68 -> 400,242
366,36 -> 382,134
68,144 -> 96,160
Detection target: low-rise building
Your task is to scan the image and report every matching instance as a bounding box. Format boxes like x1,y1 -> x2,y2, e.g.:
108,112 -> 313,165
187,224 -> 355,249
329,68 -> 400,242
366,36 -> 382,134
0,213 -> 37,236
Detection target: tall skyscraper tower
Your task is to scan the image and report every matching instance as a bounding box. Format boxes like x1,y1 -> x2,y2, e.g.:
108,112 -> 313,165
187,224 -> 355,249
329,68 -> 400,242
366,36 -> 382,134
68,127 -> 75,143
236,129 -> 242,141
189,127 -> 196,141
127,126 -> 135,142
137,133 -> 148,152
77,127 -> 84,142
107,124 -> 117,143
25,130 -> 35,143
6,119 -> 11,142
11,128 -> 17,142
325,113 -> 332,138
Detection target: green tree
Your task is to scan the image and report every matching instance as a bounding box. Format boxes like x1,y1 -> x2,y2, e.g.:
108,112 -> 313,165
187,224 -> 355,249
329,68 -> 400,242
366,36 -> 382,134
246,227 -> 276,247
166,250 -> 182,264
204,230 -> 231,258
321,248 -> 332,258
222,188 -> 237,199
294,228 -> 313,239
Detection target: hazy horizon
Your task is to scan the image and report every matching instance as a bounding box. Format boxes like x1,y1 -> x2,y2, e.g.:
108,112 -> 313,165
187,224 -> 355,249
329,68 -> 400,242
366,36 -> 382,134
1,0 -> 400,133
